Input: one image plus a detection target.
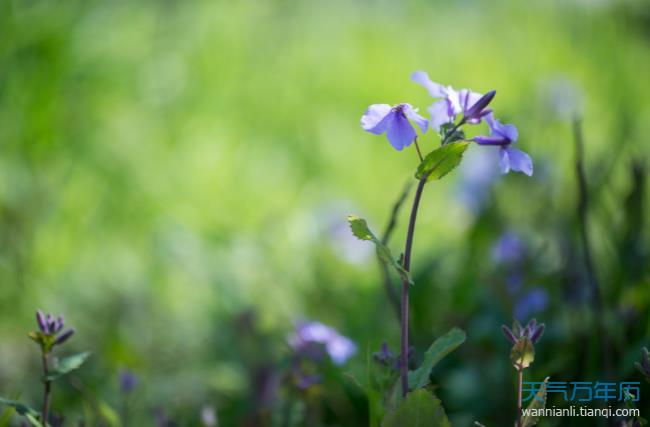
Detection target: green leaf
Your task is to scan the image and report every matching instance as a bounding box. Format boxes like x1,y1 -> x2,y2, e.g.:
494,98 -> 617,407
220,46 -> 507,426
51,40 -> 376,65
408,328 -> 466,389
521,377 -> 549,427
0,398 -> 43,427
510,337 -> 535,369
415,142 -> 469,182
345,373 -> 384,427
97,401 -> 121,427
45,351 -> 91,381
25,413 -> 45,427
347,215 -> 413,285
382,389 -> 451,427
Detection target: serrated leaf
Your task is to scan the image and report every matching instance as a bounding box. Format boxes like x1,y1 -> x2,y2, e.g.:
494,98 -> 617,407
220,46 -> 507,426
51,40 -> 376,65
347,215 -> 413,285
46,352 -> 91,381
408,328 -> 466,389
348,215 -> 374,240
521,377 -> 549,427
382,389 -> 451,427
415,142 -> 469,182
510,337 -> 534,369
0,398 -> 43,427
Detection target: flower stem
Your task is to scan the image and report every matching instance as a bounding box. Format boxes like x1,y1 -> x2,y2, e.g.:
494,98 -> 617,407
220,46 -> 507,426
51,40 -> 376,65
516,367 -> 523,427
41,352 -> 51,425
399,177 -> 427,397
398,121 -> 466,397
413,138 -> 424,162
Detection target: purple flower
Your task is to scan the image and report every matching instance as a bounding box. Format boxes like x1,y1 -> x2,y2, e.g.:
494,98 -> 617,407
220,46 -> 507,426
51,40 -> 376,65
502,318 -> 545,345
200,405 -> 217,427
361,103 -> 428,151
119,369 -> 139,393
32,309 -> 75,351
515,288 -> 549,320
474,114 -> 533,176
288,321 -> 357,365
372,342 -> 394,367
411,71 -> 491,130
491,230 -> 526,265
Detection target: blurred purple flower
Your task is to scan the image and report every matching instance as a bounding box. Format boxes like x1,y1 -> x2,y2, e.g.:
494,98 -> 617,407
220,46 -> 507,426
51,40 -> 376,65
491,231 -> 526,265
288,321 -> 356,365
372,342 -> 394,367
411,71 -> 491,130
321,203 -> 373,265
200,405 -> 217,427
456,148 -> 500,213
296,372 -> 322,390
474,114 -> 533,176
361,103 -> 428,151
33,310 -> 75,349
502,318 -> 545,345
539,76 -> 583,119
515,288 -> 549,321
119,369 -> 138,393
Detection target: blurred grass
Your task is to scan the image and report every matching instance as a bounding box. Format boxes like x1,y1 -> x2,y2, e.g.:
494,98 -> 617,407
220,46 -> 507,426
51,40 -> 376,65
0,0 -> 649,425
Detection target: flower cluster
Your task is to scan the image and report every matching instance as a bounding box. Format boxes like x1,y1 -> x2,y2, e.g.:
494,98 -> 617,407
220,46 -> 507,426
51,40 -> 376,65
502,318 -> 545,345
29,310 -> 75,353
361,71 -> 533,176
288,321 -> 356,365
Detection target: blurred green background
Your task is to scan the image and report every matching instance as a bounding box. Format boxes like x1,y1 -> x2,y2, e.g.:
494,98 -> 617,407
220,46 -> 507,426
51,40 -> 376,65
0,0 -> 649,425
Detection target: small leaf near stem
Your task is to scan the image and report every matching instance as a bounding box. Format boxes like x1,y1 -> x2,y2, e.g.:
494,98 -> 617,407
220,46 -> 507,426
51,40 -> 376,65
347,216 -> 413,285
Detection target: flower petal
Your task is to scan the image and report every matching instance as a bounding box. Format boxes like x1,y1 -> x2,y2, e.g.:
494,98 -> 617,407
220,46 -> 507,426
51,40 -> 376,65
487,115 -> 519,142
505,147 -> 533,176
499,147 -> 511,174
428,100 -> 454,131
411,71 -> 446,98
446,87 -> 463,116
386,113 -> 416,151
361,104 -> 392,134
403,104 -> 428,133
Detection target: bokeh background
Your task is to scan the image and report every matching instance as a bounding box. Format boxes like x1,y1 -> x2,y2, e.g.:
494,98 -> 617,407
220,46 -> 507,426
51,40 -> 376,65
1,0 -> 649,425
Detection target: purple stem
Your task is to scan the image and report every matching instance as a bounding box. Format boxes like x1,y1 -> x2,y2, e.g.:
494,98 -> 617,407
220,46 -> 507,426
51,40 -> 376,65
398,120 -> 466,397
399,177 -> 426,396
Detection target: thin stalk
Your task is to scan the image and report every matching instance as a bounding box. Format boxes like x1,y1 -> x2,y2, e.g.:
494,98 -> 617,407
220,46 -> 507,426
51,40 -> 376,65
516,368 -> 523,427
398,122 -> 467,397
399,177 -> 426,396
572,118 -> 612,379
41,352 -> 51,425
413,138 -> 424,162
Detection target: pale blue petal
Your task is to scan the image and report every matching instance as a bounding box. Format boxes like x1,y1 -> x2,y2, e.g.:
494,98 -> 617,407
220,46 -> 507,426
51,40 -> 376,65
501,123 -> 519,142
403,104 -> 428,133
499,147 -> 511,174
386,113 -> 416,151
361,104 -> 392,134
505,147 -> 533,176
487,114 -> 519,143
428,100 -> 454,131
411,71 -> 446,98
446,86 -> 463,115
